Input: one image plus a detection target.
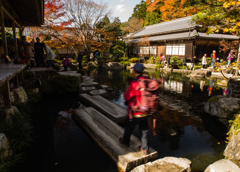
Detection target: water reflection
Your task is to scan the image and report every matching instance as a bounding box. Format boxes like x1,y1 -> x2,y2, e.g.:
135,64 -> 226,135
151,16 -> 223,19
89,69 -> 227,172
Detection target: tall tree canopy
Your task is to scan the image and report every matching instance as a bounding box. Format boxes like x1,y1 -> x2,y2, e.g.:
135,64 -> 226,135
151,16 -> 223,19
192,0 -> 240,35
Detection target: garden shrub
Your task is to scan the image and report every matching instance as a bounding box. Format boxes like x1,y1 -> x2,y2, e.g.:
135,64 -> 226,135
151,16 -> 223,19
155,56 -> 160,64
155,64 -> 163,69
120,61 -> 130,68
170,56 -> 182,69
77,69 -> 87,75
83,55 -> 89,63
128,58 -> 139,63
148,57 -> 154,64
227,113 -> 240,141
52,49 -> 59,58
69,63 -> 78,71
41,75 -> 79,95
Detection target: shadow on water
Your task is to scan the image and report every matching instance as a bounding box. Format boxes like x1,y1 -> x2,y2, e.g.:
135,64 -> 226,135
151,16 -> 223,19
89,69 -> 228,172
20,94 -> 118,172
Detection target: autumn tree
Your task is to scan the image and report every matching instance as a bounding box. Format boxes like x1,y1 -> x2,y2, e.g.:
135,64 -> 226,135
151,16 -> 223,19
121,17 -> 144,33
146,0 -> 200,22
64,0 -> 111,55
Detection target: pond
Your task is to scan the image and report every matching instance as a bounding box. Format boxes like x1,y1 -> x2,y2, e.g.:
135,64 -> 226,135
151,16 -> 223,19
21,69 -> 228,172
88,69 -> 228,172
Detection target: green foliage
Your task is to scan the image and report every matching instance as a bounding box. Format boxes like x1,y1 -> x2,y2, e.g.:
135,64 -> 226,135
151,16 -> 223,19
77,69 -> 87,75
143,11 -> 162,27
194,65 -> 202,70
155,56 -> 160,64
120,61 -> 130,68
52,49 -> 59,58
155,64 -> 163,69
128,57 -> 140,63
41,75 -> 79,95
227,113 -> 240,141
69,63 -> 78,71
83,55 -> 89,63
148,57 -> 154,64
170,56 -> 183,69
220,61 -> 227,65
53,59 -> 63,64
130,0 -> 147,20
208,96 -> 220,102
0,153 -> 24,172
206,57 -> 212,67
112,41 -> 128,58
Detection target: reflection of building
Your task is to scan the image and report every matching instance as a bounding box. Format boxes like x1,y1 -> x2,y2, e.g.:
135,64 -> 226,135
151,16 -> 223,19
163,80 -> 191,97
164,81 -> 183,93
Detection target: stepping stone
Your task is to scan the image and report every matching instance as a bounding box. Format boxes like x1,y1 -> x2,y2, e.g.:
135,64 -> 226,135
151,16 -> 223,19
58,71 -> 83,83
80,86 -> 96,93
83,76 -> 94,82
80,82 -> 101,88
101,85 -> 113,91
79,93 -> 127,123
72,107 -> 158,172
90,89 -> 108,97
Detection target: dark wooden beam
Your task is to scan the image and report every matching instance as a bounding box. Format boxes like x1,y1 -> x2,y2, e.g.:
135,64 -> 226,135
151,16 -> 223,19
12,20 -> 18,59
2,79 -> 12,109
3,6 -> 20,27
0,0 -> 8,56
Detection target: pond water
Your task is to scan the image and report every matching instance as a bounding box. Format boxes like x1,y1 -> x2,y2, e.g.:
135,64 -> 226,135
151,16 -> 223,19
21,69 -> 228,172
89,69 -> 228,172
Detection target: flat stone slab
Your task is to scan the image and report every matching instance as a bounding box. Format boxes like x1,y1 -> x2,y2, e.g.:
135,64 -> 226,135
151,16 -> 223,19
26,67 -> 54,72
101,85 -> 113,91
58,71 -> 83,83
72,107 -> 158,172
80,86 -> 96,93
79,93 -> 127,123
90,89 -> 107,96
205,159 -> 240,172
131,157 -> 191,172
83,76 -> 94,82
80,82 -> 101,88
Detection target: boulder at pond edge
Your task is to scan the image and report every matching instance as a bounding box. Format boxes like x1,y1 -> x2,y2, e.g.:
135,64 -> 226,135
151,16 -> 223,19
204,159 -> 240,172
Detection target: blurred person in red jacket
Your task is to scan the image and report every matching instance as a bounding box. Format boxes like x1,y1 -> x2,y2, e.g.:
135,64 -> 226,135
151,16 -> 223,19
119,63 -> 149,155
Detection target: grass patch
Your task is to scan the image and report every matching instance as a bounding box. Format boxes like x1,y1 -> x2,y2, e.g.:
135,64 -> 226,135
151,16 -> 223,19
208,96 -> 220,102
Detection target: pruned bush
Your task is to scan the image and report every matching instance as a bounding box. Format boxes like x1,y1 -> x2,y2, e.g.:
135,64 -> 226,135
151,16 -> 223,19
41,75 -> 79,95
128,58 -> 139,63
120,61 -> 130,68
77,69 -> 87,75
170,56 -> 183,69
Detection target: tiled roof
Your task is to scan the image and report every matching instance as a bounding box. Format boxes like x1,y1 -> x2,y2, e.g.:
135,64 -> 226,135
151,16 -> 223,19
130,31 -> 198,43
197,32 -> 239,40
132,16 -> 196,38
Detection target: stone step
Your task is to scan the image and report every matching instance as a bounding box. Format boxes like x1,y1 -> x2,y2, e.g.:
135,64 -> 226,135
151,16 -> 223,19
80,86 -> 96,93
101,85 -> 113,91
90,89 -> 107,97
72,107 -> 158,172
80,82 -> 101,88
83,76 -> 94,82
79,93 -> 127,123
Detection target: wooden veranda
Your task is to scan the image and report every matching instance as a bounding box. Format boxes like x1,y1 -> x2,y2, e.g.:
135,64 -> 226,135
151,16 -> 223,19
0,0 -> 44,109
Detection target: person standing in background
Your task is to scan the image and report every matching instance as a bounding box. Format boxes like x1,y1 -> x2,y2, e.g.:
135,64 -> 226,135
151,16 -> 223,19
202,54 -> 207,69
227,50 -> 233,68
211,50 -> 216,67
22,36 -> 34,69
34,37 -> 45,67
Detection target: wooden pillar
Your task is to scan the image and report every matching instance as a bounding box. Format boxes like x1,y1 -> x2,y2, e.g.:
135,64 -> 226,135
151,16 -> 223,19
13,74 -> 19,88
2,80 -> 12,109
12,21 -> 18,60
0,1 -> 8,56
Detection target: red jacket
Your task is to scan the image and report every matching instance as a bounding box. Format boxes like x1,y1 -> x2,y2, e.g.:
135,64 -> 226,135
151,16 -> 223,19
124,76 -> 147,117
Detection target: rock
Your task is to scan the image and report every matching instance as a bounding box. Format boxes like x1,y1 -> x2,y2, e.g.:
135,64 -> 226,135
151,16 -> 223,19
32,88 -> 39,93
101,85 -> 109,90
83,76 -> 94,82
12,86 -> 28,104
143,64 -> 156,69
80,86 -> 96,93
0,133 -> 11,159
228,80 -> 240,98
80,82 -> 101,88
58,71 -> 82,83
190,69 -> 211,78
224,132 -> 240,162
88,61 -> 98,68
131,157 -> 191,172
0,106 -> 20,121
204,159 -> 240,172
204,95 -> 240,119
102,62 -> 123,70
90,89 -> 108,97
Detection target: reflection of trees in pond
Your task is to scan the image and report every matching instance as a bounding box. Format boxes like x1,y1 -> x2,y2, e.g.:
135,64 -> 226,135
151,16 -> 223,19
185,152 -> 224,171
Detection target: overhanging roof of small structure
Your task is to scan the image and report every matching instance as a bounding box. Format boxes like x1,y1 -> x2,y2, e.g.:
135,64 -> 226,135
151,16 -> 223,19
2,0 -> 44,27
130,30 -> 239,43
132,16 -> 196,38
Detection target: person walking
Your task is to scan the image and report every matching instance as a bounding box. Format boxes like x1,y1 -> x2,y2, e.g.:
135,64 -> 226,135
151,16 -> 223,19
78,52 -> 83,69
191,56 -> 196,70
62,57 -> 69,71
202,54 -> 207,69
227,50 -> 233,68
211,50 -> 216,67
45,46 -> 56,67
22,36 -> 34,69
34,37 -> 45,67
119,63 -> 150,155
182,57 -> 187,70
90,52 -> 94,60
167,56 -> 170,68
